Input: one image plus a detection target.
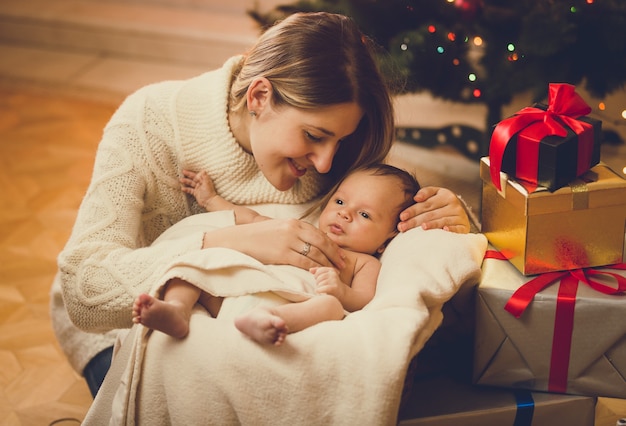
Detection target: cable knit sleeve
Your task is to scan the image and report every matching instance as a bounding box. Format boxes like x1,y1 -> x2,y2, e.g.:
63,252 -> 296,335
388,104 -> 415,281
57,84 -> 201,332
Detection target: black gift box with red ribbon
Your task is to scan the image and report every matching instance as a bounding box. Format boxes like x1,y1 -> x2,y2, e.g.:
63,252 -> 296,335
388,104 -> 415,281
490,84 -> 602,192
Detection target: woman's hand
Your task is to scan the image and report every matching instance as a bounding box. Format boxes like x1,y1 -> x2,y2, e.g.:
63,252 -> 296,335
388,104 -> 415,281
202,218 -> 346,270
398,186 -> 470,234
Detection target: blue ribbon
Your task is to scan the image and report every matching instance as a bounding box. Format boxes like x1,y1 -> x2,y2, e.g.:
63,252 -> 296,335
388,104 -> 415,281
513,390 -> 535,426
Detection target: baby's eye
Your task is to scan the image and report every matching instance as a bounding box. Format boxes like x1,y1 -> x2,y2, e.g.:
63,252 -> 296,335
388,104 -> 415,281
359,212 -> 370,220
305,131 -> 323,143
334,198 -> 344,205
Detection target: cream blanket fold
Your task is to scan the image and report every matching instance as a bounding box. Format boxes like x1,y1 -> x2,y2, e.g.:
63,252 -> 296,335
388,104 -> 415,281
83,209 -> 487,426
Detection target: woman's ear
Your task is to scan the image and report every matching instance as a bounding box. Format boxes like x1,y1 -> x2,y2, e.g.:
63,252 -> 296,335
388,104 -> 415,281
246,77 -> 273,115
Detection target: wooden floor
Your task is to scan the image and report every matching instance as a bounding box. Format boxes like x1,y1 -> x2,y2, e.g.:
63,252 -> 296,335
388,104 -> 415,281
0,87 -> 115,425
0,87 -> 624,425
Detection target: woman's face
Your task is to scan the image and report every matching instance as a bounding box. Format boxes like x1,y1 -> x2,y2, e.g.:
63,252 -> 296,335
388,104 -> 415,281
318,170 -> 402,255
248,101 -> 364,191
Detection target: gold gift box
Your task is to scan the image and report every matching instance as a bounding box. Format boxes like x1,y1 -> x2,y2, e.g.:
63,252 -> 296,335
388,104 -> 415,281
480,157 -> 626,275
398,374 -> 596,426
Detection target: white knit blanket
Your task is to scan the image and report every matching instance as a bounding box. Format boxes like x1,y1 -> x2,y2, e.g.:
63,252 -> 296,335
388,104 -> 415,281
83,209 -> 487,425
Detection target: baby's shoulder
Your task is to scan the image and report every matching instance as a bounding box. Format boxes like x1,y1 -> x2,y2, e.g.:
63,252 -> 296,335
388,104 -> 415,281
348,251 -> 381,271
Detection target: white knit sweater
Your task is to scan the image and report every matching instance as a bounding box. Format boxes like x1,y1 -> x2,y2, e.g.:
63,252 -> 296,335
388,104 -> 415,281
52,57 -> 323,371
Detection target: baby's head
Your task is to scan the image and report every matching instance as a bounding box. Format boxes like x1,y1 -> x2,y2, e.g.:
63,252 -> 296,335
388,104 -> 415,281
317,164 -> 420,256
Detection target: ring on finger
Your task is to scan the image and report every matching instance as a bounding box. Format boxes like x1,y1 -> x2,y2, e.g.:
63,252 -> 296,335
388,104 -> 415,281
299,242 -> 311,257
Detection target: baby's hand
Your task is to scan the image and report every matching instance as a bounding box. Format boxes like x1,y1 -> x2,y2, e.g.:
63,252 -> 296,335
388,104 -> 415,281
309,266 -> 346,299
180,169 -> 217,210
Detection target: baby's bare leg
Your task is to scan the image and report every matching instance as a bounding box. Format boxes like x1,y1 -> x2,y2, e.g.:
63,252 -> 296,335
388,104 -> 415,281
198,291 -> 223,318
234,294 -> 344,345
132,278 -> 202,338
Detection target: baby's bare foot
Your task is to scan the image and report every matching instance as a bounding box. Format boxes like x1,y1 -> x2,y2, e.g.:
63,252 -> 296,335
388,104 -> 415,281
234,307 -> 288,346
132,293 -> 190,338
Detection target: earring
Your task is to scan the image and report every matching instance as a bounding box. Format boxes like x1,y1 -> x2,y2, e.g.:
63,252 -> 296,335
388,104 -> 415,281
249,111 -> 257,117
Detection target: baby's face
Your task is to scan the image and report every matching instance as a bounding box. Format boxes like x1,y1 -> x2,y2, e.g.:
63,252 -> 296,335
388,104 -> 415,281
318,170 -> 404,255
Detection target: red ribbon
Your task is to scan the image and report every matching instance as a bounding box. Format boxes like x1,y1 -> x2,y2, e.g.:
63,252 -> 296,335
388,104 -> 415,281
484,250 -> 626,392
489,83 -> 593,191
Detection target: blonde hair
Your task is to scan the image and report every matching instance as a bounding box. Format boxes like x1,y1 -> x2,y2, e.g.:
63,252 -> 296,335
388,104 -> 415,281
230,12 -> 395,187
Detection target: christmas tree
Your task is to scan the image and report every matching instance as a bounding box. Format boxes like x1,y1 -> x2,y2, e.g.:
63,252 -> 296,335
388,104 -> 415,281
249,0 -> 626,156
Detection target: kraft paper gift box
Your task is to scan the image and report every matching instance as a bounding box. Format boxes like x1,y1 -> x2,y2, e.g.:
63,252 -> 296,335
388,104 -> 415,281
488,83 -> 601,192
473,253 -> 626,398
480,157 -> 626,275
398,374 -> 596,426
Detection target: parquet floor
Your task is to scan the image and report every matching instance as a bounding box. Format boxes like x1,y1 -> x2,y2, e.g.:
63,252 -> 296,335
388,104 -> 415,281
0,87 -> 115,425
0,86 -> 624,425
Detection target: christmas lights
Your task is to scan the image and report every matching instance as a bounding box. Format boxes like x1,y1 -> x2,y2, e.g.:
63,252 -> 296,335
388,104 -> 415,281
250,0 -> 626,154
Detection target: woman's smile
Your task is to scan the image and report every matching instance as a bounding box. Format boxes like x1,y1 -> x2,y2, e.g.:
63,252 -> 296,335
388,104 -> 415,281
289,158 -> 307,177
247,101 -> 363,191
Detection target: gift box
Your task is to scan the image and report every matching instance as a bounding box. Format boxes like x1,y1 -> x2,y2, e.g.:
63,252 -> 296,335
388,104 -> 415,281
480,157 -> 626,275
489,83 -> 601,192
398,374 -> 596,426
473,253 -> 626,398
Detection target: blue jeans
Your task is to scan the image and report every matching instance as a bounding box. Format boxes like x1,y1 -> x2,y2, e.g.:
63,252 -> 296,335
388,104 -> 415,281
83,346 -> 113,398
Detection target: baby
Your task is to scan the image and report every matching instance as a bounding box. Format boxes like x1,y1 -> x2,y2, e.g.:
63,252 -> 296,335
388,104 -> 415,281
133,164 -> 419,345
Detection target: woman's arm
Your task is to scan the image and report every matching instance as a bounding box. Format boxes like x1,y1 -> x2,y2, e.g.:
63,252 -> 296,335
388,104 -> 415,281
202,219 -> 347,271
397,186 -> 470,234
57,93 -> 201,332
183,169 -> 346,269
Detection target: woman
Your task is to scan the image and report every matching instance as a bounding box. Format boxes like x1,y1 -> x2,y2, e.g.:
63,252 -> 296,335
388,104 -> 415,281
50,11 -> 470,397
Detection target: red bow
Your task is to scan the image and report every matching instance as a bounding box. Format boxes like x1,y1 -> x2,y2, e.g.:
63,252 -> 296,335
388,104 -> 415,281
484,250 -> 626,393
489,83 -> 593,191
